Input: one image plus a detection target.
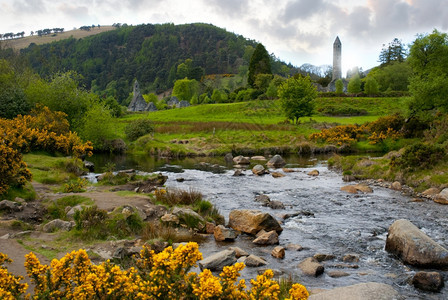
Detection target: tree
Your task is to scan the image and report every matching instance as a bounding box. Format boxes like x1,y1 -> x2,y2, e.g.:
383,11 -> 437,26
335,79 -> 344,94
172,78 -> 199,101
78,103 -> 116,150
248,43 -> 271,87
367,62 -> 412,92
211,89 -> 228,103
364,77 -> 379,95
347,74 -> 362,94
278,75 -> 317,124
0,59 -> 30,118
407,29 -> 448,115
379,38 -> 407,65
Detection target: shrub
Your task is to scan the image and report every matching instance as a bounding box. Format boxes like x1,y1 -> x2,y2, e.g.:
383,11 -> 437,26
62,178 -> 88,193
309,124 -> 365,146
0,253 -> 28,299
392,142 -> 445,170
4,243 -> 310,299
125,119 -> 155,141
155,188 -> 203,206
0,144 -> 32,195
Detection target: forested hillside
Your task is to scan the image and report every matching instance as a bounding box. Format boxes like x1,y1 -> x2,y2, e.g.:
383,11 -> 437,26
10,23 -> 292,103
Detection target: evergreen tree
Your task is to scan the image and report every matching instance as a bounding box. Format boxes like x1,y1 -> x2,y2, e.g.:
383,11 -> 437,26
335,79 -> 344,94
364,77 -> 379,95
248,43 -> 272,87
347,74 -> 362,94
379,38 -> 407,65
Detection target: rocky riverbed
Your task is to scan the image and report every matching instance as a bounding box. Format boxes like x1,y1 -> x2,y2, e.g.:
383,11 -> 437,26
2,154 -> 448,299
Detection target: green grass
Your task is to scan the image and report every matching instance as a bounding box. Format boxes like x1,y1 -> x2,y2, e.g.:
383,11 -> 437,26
23,152 -> 78,184
118,97 -> 409,155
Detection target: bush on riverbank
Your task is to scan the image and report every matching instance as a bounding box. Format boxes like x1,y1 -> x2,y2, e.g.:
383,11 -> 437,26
1,243 -> 309,299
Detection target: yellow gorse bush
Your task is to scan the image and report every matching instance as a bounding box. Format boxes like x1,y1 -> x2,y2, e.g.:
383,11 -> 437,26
0,105 -> 93,194
0,253 -> 28,300
1,242 -> 309,299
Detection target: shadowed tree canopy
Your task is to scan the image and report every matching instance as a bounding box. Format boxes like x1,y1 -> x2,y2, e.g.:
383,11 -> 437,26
248,43 -> 272,87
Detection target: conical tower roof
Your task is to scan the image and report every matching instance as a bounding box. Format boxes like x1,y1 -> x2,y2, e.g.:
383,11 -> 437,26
334,36 -> 341,45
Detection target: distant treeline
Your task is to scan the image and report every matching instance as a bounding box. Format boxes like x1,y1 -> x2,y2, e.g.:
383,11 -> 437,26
16,23 -> 299,103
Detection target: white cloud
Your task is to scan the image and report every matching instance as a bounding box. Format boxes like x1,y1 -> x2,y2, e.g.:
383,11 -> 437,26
0,0 -> 447,73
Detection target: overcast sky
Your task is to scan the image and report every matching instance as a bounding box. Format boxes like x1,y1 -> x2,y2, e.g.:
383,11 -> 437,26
1,0 -> 448,75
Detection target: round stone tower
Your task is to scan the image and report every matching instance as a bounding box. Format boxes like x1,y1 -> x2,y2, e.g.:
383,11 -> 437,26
332,36 -> 342,81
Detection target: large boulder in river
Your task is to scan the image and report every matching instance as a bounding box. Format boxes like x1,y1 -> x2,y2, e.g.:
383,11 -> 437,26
267,155 -> 286,168
228,209 -> 283,235
253,230 -> 279,245
412,271 -> 444,292
308,282 -> 399,300
385,219 -> 448,268
214,225 -> 239,242
233,155 -> 250,165
434,188 -> 448,205
298,257 -> 324,277
252,164 -> 268,176
198,249 -> 236,271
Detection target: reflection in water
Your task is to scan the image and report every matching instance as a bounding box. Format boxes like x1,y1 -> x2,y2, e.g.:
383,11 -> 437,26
88,153 -> 447,299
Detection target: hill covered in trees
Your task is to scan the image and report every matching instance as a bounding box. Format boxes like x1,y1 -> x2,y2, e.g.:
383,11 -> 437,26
5,23 -> 295,103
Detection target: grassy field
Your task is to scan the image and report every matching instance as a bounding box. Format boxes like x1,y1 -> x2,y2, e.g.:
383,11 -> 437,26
0,26 -> 116,50
120,97 -> 408,156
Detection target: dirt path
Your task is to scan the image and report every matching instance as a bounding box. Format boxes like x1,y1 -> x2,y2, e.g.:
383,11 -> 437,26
0,182 -> 155,289
0,239 -> 50,293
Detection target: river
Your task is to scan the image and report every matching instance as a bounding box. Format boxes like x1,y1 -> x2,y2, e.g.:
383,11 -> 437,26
88,153 -> 448,299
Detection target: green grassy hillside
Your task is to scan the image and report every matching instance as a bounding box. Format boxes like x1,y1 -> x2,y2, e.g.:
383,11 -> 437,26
119,97 -> 408,156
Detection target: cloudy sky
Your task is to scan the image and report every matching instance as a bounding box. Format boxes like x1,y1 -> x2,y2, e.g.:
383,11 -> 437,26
1,0 -> 447,75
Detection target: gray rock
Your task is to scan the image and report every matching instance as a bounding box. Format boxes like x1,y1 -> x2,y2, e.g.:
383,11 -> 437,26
228,247 -> 249,258
307,169 -> 319,176
286,244 -> 303,251
266,201 -> 285,210
251,156 -> 266,161
298,257 -> 324,277
434,188 -> 448,205
252,164 -> 268,176
224,153 -> 233,164
199,249 -> 237,271
267,155 -> 286,168
385,219 -> 448,268
313,253 -> 335,262
233,155 -> 250,165
242,254 -> 267,267
43,219 -> 74,233
0,200 -> 22,212
233,169 -> 245,176
144,205 -> 168,219
253,230 -> 279,245
271,172 -> 285,178
167,96 -> 180,107
66,204 -> 86,219
343,253 -> 360,263
214,225 -> 239,242
254,194 -> 270,205
178,100 -> 190,108
327,271 -> 350,278
308,282 -> 400,300
172,207 -> 204,223
391,181 -> 402,191
228,209 -> 283,235
412,271 -> 444,292
161,213 -> 180,224
271,246 -> 285,259
83,161 -> 95,172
